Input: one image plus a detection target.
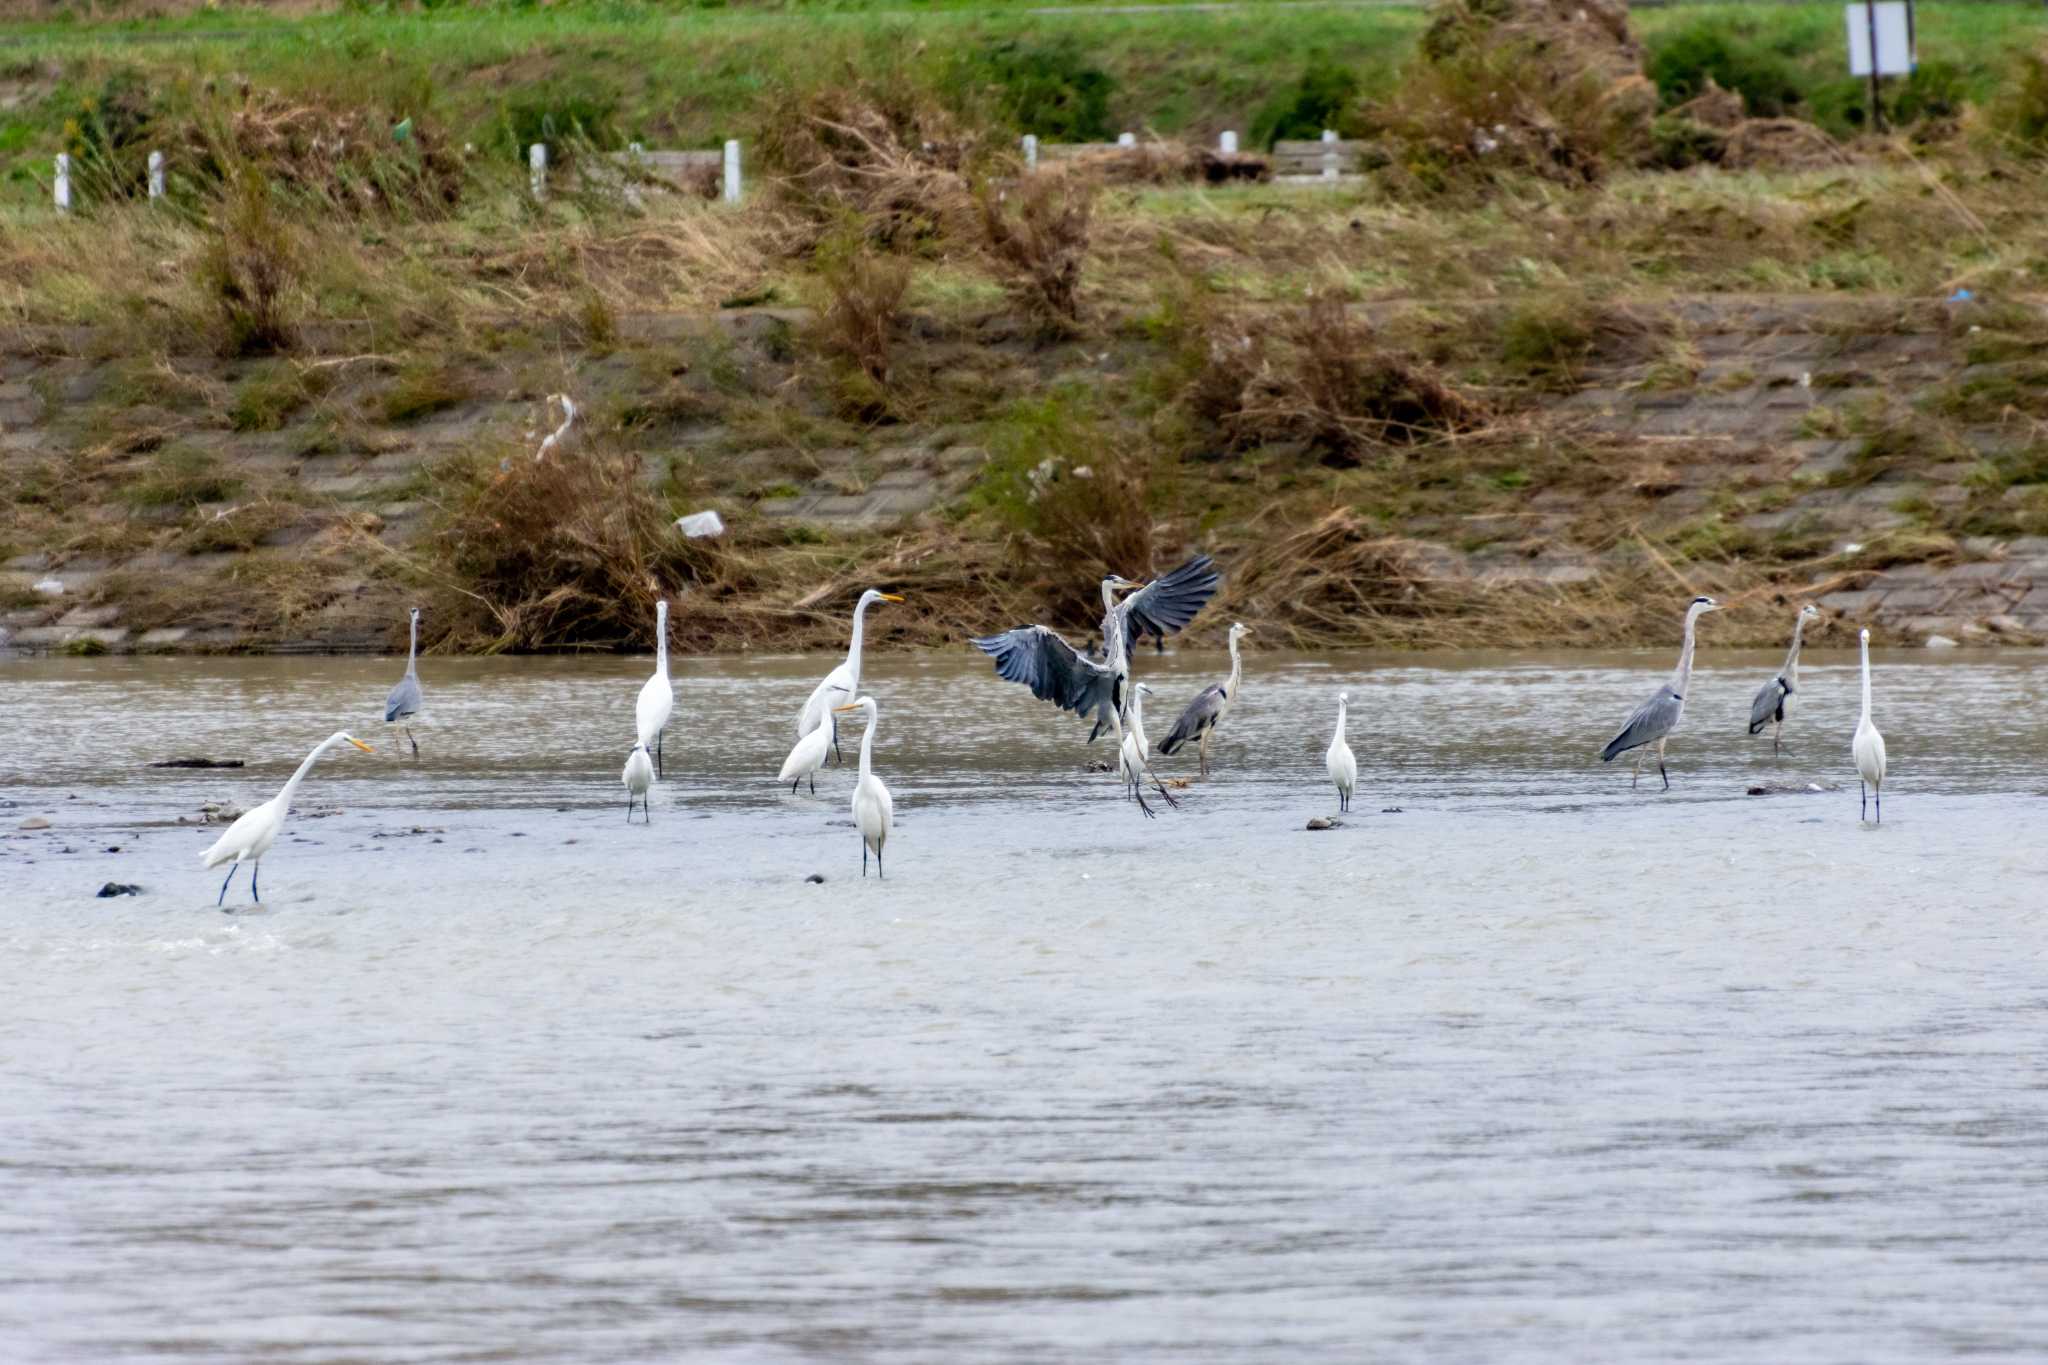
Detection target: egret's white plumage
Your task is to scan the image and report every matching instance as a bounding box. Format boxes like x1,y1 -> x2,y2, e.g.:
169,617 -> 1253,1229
636,599 -> 674,777
1853,628 -> 1888,823
797,590 -> 902,763
623,744 -> 654,823
835,696 -> 893,878
536,393 -> 578,462
1117,683 -> 1155,800
1326,690 -> 1357,813
777,722 -> 833,795
200,730 -> 373,906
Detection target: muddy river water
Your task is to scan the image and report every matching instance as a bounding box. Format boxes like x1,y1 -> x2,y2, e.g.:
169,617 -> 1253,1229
3,646 -> 2047,1362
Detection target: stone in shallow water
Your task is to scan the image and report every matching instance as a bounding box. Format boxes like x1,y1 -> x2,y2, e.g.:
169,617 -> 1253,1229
96,882 -> 142,898
1306,816 -> 1339,831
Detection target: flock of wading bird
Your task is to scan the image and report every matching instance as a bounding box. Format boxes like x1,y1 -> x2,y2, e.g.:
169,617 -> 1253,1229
198,556 -> 1894,905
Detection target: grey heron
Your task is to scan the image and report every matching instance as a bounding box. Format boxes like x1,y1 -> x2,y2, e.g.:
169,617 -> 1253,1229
970,555 -> 1221,816
1853,628 -> 1888,822
1159,621 -> 1252,778
636,599 -> 674,777
200,731 -> 374,906
1748,604 -> 1822,755
623,744 -> 653,823
383,605 -> 424,757
1326,690 -> 1357,813
796,589 -> 903,766
833,697 -> 893,877
1599,595 -> 1722,789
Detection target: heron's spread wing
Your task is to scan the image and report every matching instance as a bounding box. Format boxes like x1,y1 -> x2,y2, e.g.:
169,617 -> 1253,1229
1158,683 -> 1226,754
384,674 -> 422,723
1116,555 -> 1221,664
1748,676 -> 1788,734
971,626 -> 1118,734
1600,688 -> 1681,761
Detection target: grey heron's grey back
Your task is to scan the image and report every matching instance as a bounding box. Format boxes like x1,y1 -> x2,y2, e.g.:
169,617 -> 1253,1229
1748,676 -> 1788,735
1600,687 -> 1681,762
1158,683 -> 1226,755
384,674 -> 423,724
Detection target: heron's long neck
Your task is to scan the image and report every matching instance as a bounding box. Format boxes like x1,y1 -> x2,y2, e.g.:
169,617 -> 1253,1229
1859,639 -> 1873,722
1780,616 -> 1807,682
846,599 -> 870,687
857,714 -> 877,780
277,736 -> 342,808
1671,610 -> 1701,696
405,616 -> 418,676
655,609 -> 669,674
1226,636 -> 1243,695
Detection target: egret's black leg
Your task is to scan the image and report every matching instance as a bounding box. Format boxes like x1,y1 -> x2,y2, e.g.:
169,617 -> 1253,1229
832,717 -> 843,768
791,777 -> 799,794
878,848 -> 884,880
862,843 -> 868,878
808,774 -> 815,796
217,865 -> 238,907
251,863 -> 260,903
656,731 -> 664,778
1875,790 -> 1881,825
1860,780 -> 1867,820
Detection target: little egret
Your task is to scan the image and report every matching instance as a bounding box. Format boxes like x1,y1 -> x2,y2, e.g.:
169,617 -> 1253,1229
1853,628 -> 1888,823
1748,604 -> 1822,755
636,599 -> 674,777
1600,595 -> 1722,789
1159,621 -> 1253,778
1327,690 -> 1357,813
200,731 -> 373,906
536,393 -> 578,462
623,744 -> 653,823
1118,683 -> 1155,801
833,697 -> 893,878
383,605 -> 424,757
797,589 -> 903,765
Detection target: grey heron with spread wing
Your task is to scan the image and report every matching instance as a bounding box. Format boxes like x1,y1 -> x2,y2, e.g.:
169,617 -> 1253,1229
1748,604 -> 1822,755
971,555 -> 1220,815
1600,595 -> 1721,790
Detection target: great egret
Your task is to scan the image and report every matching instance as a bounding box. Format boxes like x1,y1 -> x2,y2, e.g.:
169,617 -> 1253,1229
777,720 -> 832,795
1118,683 -> 1155,800
623,744 -> 653,823
1749,604 -> 1823,755
1327,690 -> 1357,813
636,599 -> 674,777
1600,595 -> 1722,789
200,730 -> 373,906
971,555 -> 1220,815
1853,627 -> 1888,823
1159,621 -> 1252,778
383,605 -> 424,757
797,589 -> 904,765
537,393 -> 578,462
833,697 -> 893,878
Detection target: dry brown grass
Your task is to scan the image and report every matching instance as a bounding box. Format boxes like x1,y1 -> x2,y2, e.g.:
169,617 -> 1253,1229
977,167 -> 1096,327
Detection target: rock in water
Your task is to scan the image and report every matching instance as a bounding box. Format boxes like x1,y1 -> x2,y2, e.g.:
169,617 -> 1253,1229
150,758 -> 245,769
19,816 -> 50,830
1306,816 -> 1337,831
96,882 -> 142,898
805,873 -> 826,884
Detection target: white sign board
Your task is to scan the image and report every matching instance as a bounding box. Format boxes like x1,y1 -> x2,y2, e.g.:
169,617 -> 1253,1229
1845,2 -> 1914,77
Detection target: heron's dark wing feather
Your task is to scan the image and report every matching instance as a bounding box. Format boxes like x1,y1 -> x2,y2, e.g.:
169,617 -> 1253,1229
1158,683 -> 1226,755
1600,687 -> 1681,761
384,674 -> 423,723
1117,555 -> 1220,664
1748,677 -> 1788,735
971,626 -> 1118,734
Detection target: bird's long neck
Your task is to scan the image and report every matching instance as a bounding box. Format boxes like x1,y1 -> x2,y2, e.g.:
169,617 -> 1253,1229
1859,637 -> 1873,722
857,710 -> 877,780
277,735 -> 342,809
1780,615 -> 1807,682
1130,689 -> 1145,738
405,615 -> 419,676
1671,609 -> 1702,697
1335,699 -> 1347,741
846,598 -> 871,687
1226,635 -> 1243,696
655,607 -> 669,675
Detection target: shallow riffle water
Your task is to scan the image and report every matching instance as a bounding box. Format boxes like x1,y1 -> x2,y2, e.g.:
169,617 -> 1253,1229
4,646 -> 2048,1363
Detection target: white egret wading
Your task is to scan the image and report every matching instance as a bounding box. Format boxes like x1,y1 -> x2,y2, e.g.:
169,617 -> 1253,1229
834,697 -> 893,878
1748,604 -> 1823,755
1326,690 -> 1357,813
972,556 -> 1220,817
536,393 -> 578,461
1853,627 -> 1888,823
1159,621 -> 1252,778
777,719 -> 832,796
1600,595 -> 1722,789
622,744 -> 654,823
636,599 -> 675,777
1118,683 -> 1155,801
383,605 -> 424,757
200,731 -> 374,906
796,589 -> 903,765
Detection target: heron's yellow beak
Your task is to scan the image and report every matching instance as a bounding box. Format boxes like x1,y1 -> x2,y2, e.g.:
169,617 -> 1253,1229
349,738 -> 375,753
880,593 -> 905,603
833,703 -> 862,714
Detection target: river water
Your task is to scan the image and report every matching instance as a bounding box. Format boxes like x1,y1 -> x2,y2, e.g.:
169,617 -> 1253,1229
3,646 -> 2047,1363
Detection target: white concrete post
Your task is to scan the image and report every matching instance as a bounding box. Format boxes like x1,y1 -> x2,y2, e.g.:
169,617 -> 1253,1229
54,153 -> 71,213
528,143 -> 547,201
722,139 -> 742,204
147,150 -> 165,199
1321,128 -> 1339,181
628,140 -> 644,163
1219,130 -> 1239,156
1117,131 -> 1136,147
1021,133 -> 1038,171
